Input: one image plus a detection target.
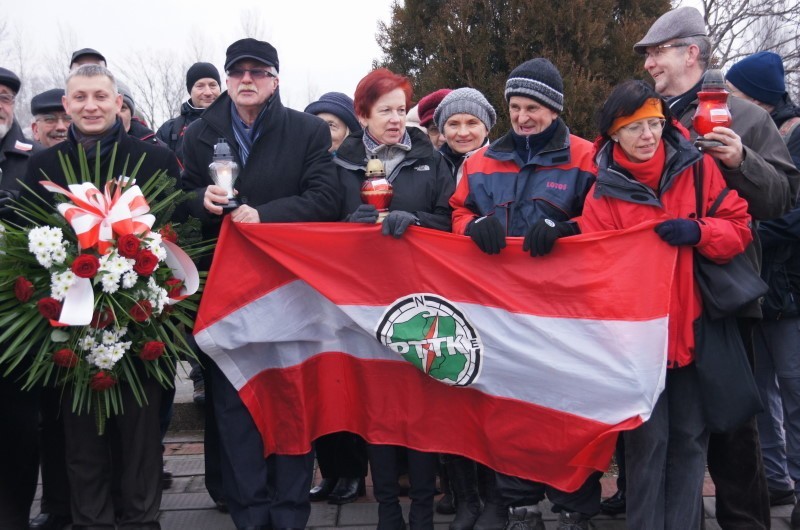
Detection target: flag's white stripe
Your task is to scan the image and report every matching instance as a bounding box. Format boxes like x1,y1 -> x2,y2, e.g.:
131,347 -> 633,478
197,280 -> 667,425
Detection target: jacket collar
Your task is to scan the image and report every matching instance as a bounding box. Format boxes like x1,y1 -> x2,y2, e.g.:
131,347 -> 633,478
335,126 -> 433,170
486,117 -> 572,168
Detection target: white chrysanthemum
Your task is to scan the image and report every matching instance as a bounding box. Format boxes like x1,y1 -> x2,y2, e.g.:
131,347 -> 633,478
79,335 -> 96,351
122,271 -> 138,289
50,270 -> 78,301
146,234 -> 167,261
51,247 -> 67,264
101,330 -> 117,345
100,273 -> 120,294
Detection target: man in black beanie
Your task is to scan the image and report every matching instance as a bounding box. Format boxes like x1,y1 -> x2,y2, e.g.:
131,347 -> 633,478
180,38 -> 340,530
450,57 -> 597,530
156,62 -> 221,162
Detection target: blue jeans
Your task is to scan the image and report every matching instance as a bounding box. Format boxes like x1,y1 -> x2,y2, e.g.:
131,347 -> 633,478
625,364 -> 709,529
754,317 -> 800,494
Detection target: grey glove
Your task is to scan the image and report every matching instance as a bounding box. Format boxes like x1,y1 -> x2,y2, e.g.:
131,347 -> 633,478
381,210 -> 419,238
348,204 -> 379,223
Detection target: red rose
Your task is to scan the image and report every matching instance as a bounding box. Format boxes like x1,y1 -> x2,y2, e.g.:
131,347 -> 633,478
91,307 -> 115,329
37,297 -> 62,320
159,224 -> 178,244
53,348 -> 79,368
71,254 -> 100,278
90,371 -> 117,391
133,249 -> 159,276
139,341 -> 165,361
117,234 -> 141,258
129,300 -> 153,322
14,277 -> 34,302
165,277 -> 183,298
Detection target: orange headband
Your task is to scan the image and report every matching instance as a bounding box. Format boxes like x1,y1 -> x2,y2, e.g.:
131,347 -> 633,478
609,98 -> 665,135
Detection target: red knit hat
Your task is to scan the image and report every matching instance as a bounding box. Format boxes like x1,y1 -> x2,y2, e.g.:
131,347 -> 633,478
417,89 -> 452,128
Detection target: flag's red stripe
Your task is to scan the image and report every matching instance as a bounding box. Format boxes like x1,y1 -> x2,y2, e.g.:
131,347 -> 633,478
196,219 -> 676,334
239,351 -> 638,493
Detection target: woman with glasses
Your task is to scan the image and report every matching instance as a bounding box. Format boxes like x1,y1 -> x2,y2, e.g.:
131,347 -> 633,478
335,68 -> 454,530
576,80 -> 752,528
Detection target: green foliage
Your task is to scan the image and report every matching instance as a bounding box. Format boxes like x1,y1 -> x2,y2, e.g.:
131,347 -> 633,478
377,0 -> 671,139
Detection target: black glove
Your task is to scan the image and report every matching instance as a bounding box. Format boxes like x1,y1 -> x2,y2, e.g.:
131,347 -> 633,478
381,210 -> 418,238
348,204 -> 379,223
0,189 -> 17,218
522,218 -> 579,257
468,216 -> 506,255
655,219 -> 701,246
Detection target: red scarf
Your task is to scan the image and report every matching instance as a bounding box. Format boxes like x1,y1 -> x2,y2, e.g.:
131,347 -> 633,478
612,141 -> 666,192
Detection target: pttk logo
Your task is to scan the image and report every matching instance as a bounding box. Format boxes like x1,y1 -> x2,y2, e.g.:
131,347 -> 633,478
376,294 -> 482,386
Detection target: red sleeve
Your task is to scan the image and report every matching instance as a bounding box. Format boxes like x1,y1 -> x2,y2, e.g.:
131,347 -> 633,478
450,162 -> 478,235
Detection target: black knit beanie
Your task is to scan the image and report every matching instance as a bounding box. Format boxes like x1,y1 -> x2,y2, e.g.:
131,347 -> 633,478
504,58 -> 564,113
186,62 -> 221,94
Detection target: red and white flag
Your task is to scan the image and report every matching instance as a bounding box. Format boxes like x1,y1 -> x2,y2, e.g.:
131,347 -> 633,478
194,219 -> 676,492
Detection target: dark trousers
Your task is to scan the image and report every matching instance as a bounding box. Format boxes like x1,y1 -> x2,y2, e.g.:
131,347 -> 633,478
707,318 -> 771,530
39,385 -> 71,517
62,378 -> 163,530
0,374 -> 39,529
315,432 -> 368,479
495,470 -> 603,517
208,360 -> 314,529
369,445 -> 437,530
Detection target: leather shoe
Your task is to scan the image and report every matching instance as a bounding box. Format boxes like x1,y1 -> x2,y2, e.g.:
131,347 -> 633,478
29,513 -> 71,530
214,499 -> 229,513
162,466 -> 173,489
599,489 -> 625,515
309,477 -> 337,501
328,476 -> 366,505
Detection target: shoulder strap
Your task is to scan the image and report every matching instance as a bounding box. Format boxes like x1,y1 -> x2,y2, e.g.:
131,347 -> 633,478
694,155 -> 731,217
778,117 -> 800,144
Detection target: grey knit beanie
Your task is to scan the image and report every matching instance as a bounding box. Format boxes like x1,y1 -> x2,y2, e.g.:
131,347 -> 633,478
504,58 -> 564,113
434,88 -> 497,132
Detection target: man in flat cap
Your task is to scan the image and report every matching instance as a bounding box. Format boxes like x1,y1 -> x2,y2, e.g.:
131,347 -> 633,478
69,48 -> 106,70
631,7 -> 800,530
0,66 -> 41,530
181,38 -> 340,530
30,88 -> 69,148
157,62 -> 221,164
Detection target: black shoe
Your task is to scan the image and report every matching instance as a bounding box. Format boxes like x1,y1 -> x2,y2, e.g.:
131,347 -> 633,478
791,502 -> 800,530
599,489 -> 625,515
328,477 -> 365,505
29,513 -> 71,530
769,487 -> 796,506
436,492 -> 456,515
557,511 -> 591,530
193,381 -> 206,405
504,506 -> 544,530
309,477 -> 337,502
215,499 -> 229,513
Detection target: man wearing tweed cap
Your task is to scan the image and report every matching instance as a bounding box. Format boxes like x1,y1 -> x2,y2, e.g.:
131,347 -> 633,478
449,59 -> 597,530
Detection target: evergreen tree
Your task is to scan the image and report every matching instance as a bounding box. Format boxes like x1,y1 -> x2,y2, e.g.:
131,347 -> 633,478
376,0 -> 670,139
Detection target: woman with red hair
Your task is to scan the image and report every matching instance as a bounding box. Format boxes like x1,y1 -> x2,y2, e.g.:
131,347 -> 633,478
335,68 -> 454,530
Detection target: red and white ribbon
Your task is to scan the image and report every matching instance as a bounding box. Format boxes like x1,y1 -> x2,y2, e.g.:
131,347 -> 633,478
40,179 -> 155,254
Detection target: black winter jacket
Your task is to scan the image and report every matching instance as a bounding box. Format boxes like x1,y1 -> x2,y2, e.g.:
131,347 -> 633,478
22,121 -> 180,209
156,100 -> 206,163
335,127 -> 454,231
0,121 -> 39,209
180,89 -> 341,245
758,96 -> 800,319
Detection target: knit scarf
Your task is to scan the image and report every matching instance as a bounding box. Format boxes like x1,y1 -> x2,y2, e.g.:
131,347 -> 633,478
362,128 -> 412,180
612,140 -> 666,192
231,98 -> 271,167
69,119 -> 122,163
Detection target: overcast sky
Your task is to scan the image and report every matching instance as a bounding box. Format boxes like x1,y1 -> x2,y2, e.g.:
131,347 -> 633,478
4,0 -> 394,114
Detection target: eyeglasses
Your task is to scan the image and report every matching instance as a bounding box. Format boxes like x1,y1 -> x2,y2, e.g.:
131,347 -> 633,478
0,93 -> 15,105
644,42 -> 689,60
227,68 -> 277,80
37,114 -> 72,125
619,119 -> 666,136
